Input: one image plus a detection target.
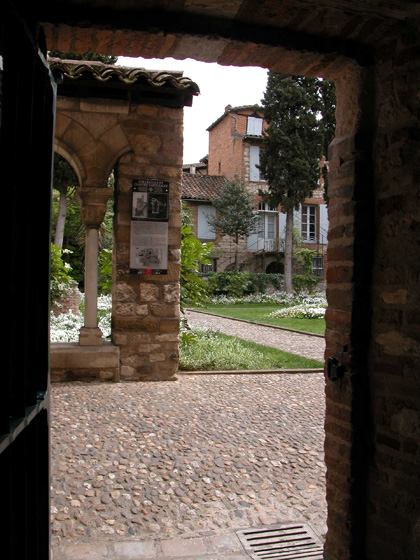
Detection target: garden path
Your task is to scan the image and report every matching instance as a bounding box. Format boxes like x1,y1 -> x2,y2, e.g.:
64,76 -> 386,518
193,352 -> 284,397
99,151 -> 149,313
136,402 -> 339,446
184,310 -> 325,363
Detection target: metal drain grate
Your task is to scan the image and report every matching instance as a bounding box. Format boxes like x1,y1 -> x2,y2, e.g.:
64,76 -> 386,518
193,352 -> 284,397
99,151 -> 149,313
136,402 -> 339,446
236,523 -> 324,559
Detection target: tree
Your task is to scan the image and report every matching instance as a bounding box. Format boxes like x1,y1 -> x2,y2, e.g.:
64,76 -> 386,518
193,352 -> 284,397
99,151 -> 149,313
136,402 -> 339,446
258,72 -> 335,293
207,175 -> 259,269
52,153 -> 79,248
317,79 -> 336,204
48,51 -> 117,64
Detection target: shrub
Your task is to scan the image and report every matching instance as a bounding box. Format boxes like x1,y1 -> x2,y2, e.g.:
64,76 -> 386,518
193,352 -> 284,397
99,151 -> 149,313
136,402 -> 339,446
292,248 -> 321,294
205,271 -> 283,297
206,270 -> 251,297
99,247 -> 113,294
247,273 -> 283,293
292,274 -> 320,294
180,203 -> 214,308
50,243 -> 75,305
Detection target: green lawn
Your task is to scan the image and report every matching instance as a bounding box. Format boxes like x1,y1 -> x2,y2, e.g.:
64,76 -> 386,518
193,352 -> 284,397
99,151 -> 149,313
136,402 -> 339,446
192,304 -> 326,335
179,330 -> 324,371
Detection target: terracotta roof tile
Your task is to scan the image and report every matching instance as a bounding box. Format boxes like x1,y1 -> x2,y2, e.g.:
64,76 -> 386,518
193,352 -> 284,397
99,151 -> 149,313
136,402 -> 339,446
182,174 -> 224,201
48,58 -> 200,94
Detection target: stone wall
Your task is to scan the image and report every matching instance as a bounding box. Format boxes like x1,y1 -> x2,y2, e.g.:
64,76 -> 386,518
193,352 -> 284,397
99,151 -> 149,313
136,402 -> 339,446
112,104 -> 183,381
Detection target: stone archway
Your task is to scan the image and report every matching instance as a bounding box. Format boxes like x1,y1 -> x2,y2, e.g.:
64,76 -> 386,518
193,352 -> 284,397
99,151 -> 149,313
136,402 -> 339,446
51,59 -> 199,382
48,48 -> 372,560
266,260 -> 284,274
42,6 -> 420,559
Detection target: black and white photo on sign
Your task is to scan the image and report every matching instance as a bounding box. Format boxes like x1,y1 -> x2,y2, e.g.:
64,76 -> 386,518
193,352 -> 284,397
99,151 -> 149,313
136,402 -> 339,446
132,192 -> 148,218
148,193 -> 168,219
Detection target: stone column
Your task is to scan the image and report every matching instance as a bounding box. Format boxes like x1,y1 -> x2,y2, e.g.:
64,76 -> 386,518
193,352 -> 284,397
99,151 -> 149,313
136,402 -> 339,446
77,188 -> 112,346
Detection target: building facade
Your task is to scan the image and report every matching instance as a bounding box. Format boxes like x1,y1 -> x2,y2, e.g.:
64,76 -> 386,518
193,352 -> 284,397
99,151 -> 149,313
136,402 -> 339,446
183,105 -> 328,274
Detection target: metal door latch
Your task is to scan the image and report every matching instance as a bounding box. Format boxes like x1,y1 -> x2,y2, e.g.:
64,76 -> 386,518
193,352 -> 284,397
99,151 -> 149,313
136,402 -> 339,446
327,357 -> 344,381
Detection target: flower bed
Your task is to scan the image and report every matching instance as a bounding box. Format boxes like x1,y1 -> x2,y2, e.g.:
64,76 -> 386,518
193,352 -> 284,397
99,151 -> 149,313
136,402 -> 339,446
50,294 -> 112,342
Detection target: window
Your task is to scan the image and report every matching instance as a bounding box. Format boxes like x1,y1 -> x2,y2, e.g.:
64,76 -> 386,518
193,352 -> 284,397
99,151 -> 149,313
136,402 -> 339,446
267,214 -> 275,239
312,256 -> 324,277
249,145 -> 265,182
201,259 -> 217,273
301,205 -> 317,242
258,201 -> 276,211
197,205 -> 216,239
247,116 -> 263,135
258,213 -> 276,239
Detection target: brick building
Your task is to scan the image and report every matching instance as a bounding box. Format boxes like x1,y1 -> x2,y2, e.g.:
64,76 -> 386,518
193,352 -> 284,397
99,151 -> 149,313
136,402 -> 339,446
2,1 -> 420,559
183,105 -> 328,274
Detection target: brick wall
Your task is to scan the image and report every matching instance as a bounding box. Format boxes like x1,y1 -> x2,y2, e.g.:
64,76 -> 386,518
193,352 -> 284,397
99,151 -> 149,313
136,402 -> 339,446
43,5 -> 420,558
51,283 -> 81,317
365,25 -> 420,560
208,108 -> 264,182
208,114 -> 245,178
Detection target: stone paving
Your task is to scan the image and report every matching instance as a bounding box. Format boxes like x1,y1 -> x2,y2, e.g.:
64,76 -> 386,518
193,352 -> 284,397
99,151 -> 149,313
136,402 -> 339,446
51,372 -> 327,559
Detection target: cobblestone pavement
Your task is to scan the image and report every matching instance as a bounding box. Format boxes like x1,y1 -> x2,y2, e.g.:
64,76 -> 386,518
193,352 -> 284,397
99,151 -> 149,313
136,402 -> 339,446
185,310 -> 326,363
51,373 -> 327,558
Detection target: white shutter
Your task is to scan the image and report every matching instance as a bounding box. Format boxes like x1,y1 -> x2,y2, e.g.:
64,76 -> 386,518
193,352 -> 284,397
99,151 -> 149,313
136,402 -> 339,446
247,117 -> 263,135
249,145 -> 260,181
319,203 -> 329,245
197,205 -> 216,239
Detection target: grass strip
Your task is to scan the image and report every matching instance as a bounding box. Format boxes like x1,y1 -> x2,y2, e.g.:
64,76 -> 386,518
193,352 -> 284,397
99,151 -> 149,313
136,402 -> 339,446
192,304 -> 325,335
179,330 -> 324,372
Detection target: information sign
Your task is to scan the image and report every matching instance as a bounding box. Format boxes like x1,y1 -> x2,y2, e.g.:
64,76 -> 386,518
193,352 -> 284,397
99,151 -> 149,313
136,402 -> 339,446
130,179 -> 169,274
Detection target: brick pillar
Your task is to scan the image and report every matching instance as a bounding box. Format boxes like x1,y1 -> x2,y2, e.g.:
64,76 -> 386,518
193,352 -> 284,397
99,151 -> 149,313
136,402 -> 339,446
323,64 -> 375,560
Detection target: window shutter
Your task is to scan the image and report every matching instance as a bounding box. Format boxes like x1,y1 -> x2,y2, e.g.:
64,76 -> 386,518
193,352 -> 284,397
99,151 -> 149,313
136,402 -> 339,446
319,204 -> 329,244
249,145 -> 260,181
247,117 -> 263,135
198,205 -> 216,239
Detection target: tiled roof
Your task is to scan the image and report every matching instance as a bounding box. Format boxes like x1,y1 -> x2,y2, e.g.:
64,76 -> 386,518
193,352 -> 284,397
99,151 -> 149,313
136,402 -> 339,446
49,58 -> 200,94
182,174 -> 225,201
207,104 -> 263,131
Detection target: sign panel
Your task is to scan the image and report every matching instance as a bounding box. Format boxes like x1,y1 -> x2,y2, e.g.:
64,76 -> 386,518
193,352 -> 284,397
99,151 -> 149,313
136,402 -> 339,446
130,179 -> 169,274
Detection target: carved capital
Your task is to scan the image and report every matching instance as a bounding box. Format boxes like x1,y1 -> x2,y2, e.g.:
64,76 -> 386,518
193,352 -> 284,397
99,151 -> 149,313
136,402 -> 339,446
77,187 -> 112,227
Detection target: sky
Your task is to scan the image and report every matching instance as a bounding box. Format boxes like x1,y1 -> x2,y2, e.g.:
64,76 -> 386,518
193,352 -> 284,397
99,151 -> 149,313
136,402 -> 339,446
117,56 -> 268,164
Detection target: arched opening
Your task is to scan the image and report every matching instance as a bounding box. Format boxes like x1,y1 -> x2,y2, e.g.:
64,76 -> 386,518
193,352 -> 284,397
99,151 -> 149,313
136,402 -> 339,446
49,55 -> 334,554
266,261 -> 284,274
4,2 -> 420,559
46,41 -> 368,556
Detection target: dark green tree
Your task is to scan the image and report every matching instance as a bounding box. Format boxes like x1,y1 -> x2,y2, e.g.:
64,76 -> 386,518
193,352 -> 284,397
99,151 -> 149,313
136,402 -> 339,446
52,153 -> 79,248
318,79 -> 336,203
207,175 -> 259,269
258,72 -> 335,293
48,51 -> 117,64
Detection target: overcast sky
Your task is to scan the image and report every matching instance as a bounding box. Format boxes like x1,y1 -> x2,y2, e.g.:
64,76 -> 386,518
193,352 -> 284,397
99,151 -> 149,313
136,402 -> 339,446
117,56 -> 268,164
